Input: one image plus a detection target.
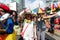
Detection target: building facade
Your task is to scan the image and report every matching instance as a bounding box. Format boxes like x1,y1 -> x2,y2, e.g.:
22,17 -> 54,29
11,0 -> 25,13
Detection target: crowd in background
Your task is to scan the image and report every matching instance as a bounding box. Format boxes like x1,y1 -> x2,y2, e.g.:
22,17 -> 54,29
0,3 -> 60,40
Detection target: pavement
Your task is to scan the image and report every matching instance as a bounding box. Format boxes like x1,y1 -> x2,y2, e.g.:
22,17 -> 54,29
14,25 -> 60,40
46,29 -> 60,40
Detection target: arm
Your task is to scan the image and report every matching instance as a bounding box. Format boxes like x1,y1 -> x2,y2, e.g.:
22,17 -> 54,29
6,18 -> 14,34
18,10 -> 26,22
34,23 -> 36,36
33,23 -> 37,40
20,22 -> 23,32
18,8 -> 31,16
43,13 -> 57,19
19,10 -> 25,16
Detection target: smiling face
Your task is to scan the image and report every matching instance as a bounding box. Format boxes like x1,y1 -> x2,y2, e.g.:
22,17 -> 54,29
25,14 -> 32,20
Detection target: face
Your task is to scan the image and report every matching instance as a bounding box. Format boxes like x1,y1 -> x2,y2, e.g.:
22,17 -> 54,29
0,8 -> 5,16
37,14 -> 41,18
26,14 -> 32,20
12,12 -> 16,16
42,13 -> 46,16
33,16 -> 36,22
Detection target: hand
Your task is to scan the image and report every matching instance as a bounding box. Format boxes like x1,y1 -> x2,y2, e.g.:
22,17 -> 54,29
55,13 -> 57,16
34,35 -> 37,40
20,32 -> 24,37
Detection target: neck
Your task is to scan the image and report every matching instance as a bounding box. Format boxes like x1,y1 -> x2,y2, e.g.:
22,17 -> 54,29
26,19 -> 31,23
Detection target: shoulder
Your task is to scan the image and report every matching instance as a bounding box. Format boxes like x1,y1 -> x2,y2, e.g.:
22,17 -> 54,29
7,18 -> 13,24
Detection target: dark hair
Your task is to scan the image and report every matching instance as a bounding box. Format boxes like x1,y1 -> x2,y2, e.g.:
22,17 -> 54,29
10,10 -> 17,18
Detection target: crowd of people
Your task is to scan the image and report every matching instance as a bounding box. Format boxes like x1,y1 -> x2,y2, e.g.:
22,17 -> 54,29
0,3 -> 60,40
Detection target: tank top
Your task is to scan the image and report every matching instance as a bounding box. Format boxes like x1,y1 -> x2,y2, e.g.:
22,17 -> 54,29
36,17 -> 46,31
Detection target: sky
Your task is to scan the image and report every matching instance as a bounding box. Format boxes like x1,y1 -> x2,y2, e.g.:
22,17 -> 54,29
0,0 -> 46,13
0,0 -> 11,4
25,0 -> 46,13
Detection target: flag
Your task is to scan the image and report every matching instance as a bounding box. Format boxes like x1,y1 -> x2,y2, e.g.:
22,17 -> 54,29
58,2 -> 60,8
51,3 -> 56,11
37,4 -> 44,14
38,7 -> 43,14
25,0 -> 46,13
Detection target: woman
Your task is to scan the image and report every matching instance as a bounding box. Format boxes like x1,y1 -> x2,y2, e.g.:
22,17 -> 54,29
0,3 -> 16,40
19,9 -> 37,40
36,10 -> 57,40
10,10 -> 18,25
0,3 -> 10,40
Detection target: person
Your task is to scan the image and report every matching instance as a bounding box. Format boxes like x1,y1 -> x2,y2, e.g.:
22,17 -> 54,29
36,8 -> 57,40
48,3 -> 57,34
48,11 -> 57,34
19,9 -> 37,40
54,11 -> 60,29
0,3 -> 16,40
0,13 -> 15,40
10,10 -> 18,25
32,13 -> 37,40
32,13 -> 37,23
0,3 -> 10,16
0,3 -> 10,40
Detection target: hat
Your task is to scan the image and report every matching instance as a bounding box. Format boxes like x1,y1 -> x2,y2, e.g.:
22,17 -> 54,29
0,13 -> 10,21
25,8 -> 32,15
38,7 -> 45,15
0,3 -> 10,13
58,2 -> 60,8
25,8 -> 32,13
32,12 -> 36,16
